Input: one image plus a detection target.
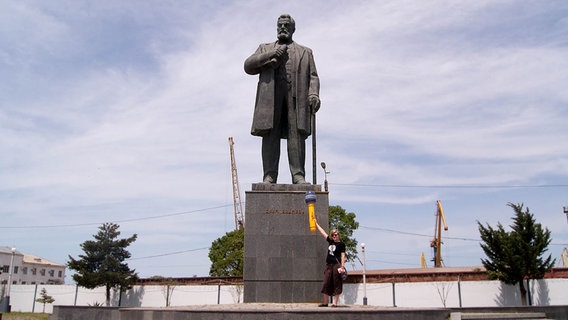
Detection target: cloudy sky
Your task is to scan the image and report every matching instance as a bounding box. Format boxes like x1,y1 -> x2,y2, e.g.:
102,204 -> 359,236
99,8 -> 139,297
2,1 -> 568,281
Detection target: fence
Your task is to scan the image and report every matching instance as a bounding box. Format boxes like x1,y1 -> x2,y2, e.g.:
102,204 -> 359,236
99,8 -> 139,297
3,278 -> 567,314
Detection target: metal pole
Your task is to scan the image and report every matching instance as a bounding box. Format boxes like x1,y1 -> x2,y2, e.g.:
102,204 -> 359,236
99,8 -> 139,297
311,112 -> 317,185
457,277 -> 462,308
392,282 -> 396,307
362,243 -> 367,305
217,281 -> 221,304
32,284 -> 38,313
6,248 -> 16,313
321,162 -> 329,192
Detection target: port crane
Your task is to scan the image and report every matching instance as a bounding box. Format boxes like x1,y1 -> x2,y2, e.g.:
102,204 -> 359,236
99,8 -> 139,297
560,247 -> 568,267
228,137 -> 244,230
420,252 -> 427,268
430,200 -> 448,268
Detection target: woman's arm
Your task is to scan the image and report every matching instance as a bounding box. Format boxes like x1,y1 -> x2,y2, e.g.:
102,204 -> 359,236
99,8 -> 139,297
314,216 -> 328,238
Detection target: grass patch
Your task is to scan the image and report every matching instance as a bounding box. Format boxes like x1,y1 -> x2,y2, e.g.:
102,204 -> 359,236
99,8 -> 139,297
1,312 -> 49,320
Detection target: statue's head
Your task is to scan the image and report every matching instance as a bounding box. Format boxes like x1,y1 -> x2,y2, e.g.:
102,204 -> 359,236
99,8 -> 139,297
277,14 -> 295,43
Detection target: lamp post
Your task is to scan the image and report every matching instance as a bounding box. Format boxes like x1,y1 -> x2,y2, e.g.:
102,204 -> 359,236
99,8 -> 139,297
361,243 -> 367,305
564,206 -> 568,223
5,247 -> 16,312
320,162 -> 330,192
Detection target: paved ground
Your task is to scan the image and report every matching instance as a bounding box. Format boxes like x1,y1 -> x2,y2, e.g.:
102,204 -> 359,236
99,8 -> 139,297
129,303 -> 421,312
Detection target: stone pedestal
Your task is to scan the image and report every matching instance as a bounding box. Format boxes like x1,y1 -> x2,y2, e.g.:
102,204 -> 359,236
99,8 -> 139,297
243,183 -> 329,303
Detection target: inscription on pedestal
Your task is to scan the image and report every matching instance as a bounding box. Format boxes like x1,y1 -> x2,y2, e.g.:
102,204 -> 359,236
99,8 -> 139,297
264,208 -> 305,214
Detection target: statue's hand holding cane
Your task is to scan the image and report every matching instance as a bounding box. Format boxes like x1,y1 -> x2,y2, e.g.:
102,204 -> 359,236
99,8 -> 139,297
309,95 -> 321,113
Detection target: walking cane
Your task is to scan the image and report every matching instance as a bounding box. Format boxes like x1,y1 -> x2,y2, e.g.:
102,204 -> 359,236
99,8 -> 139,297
312,111 -> 317,185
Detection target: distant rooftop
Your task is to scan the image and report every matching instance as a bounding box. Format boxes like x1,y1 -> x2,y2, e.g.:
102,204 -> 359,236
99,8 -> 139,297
22,253 -> 65,267
1,245 -> 65,267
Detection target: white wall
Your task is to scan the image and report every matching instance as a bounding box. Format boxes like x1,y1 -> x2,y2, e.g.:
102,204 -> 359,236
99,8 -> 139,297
5,279 -> 568,314
7,283 -> 242,313
531,279 -> 567,306
345,279 -> 568,307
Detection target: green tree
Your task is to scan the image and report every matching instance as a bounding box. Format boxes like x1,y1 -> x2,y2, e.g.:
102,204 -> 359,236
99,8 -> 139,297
328,205 -> 359,262
35,287 -> 55,313
68,223 -> 139,306
478,203 -> 555,305
208,228 -> 244,276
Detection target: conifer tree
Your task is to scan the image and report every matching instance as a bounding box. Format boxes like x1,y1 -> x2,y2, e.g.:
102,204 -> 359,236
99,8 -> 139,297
478,203 -> 555,305
68,223 -> 138,306
35,287 -> 55,313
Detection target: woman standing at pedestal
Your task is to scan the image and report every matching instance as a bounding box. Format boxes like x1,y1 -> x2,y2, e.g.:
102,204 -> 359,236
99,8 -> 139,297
314,217 -> 346,307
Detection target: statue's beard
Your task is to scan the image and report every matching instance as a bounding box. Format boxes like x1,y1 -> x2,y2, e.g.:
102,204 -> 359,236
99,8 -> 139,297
278,31 -> 291,42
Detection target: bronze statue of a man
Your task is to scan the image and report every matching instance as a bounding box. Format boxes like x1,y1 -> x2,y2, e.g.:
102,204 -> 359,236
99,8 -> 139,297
244,14 -> 321,184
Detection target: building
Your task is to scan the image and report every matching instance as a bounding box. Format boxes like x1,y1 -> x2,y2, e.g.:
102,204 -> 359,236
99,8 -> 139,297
0,246 -> 66,285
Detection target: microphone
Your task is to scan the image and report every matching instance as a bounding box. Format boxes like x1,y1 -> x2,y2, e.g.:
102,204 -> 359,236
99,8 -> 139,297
305,191 -> 317,232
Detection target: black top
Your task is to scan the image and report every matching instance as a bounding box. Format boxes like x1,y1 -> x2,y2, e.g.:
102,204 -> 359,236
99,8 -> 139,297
325,236 -> 346,265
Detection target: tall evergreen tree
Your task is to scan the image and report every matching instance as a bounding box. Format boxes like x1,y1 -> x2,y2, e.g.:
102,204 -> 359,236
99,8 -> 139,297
68,223 -> 139,306
478,203 -> 555,305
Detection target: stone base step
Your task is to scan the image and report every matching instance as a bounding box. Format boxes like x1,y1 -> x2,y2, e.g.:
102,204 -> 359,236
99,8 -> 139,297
450,312 -> 549,320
